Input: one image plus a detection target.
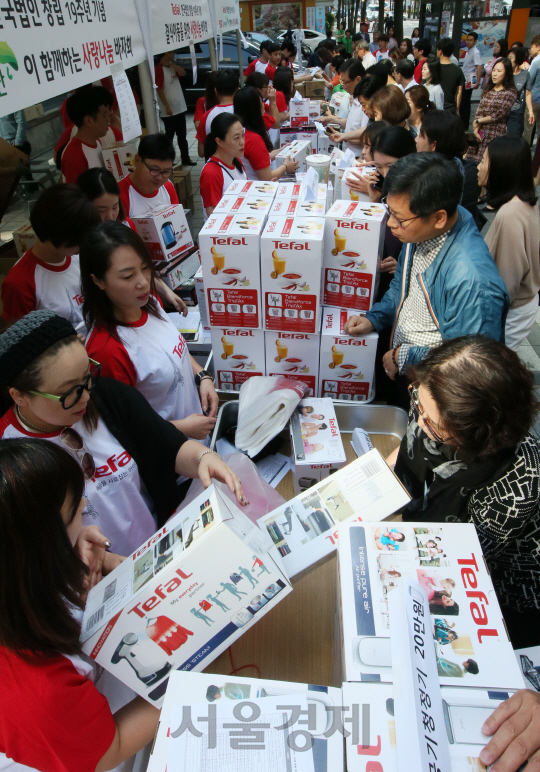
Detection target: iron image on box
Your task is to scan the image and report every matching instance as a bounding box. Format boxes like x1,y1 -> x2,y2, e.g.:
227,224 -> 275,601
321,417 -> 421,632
199,213 -> 264,329
132,204 -> 193,264
319,307 -> 378,402
210,327 -> 265,392
261,216 -> 324,334
323,199 -> 387,312
265,331 -> 320,396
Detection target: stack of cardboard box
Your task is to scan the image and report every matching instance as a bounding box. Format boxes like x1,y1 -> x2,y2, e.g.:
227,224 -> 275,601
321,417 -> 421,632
172,167 -> 194,213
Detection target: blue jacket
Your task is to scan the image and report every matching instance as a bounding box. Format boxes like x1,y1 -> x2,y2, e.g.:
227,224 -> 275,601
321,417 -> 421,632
366,206 -> 509,367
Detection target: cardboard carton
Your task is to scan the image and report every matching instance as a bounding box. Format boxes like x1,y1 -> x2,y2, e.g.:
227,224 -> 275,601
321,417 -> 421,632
257,450 -> 410,578
213,195 -> 273,220
210,326 -> 266,391
199,212 -> 264,329
289,98 -> 310,127
268,197 -> 326,218
264,330 -> 320,396
323,200 -> 387,312
274,181 -> 327,202
12,223 -> 37,258
132,205 -> 194,264
148,672 -> 344,772
261,215 -> 324,334
274,139 -> 312,170
222,180 -> 278,198
171,167 -> 193,207
160,248 -> 201,291
319,307 -> 378,402
305,80 -> 326,99
336,521 -> 524,689
101,142 -> 138,182
289,397 -> 346,495
280,125 -> 318,156
194,266 -> 210,329
81,485 -> 291,707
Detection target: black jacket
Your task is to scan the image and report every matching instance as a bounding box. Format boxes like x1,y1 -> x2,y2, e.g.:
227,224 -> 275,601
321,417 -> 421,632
93,378 -> 189,526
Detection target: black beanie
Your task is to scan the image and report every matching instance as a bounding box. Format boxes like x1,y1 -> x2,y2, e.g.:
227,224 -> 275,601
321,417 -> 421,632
0,311 -> 77,386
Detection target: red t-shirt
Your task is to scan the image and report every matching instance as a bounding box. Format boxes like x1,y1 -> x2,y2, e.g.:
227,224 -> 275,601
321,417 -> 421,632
414,57 -> 426,84
194,96 -> 206,124
244,58 -> 259,77
241,129 -> 270,179
61,137 -> 103,184
263,109 -> 275,130
0,647 -> 116,772
199,156 -> 246,209
118,175 -> 179,218
195,104 -> 235,144
275,90 -> 288,112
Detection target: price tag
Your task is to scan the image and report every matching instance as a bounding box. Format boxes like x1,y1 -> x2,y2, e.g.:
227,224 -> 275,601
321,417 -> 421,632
189,41 -> 197,85
300,165 -> 319,202
314,120 -> 325,136
338,147 -> 356,169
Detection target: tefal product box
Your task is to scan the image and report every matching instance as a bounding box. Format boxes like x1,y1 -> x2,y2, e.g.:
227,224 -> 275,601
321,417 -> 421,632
256,451 -> 410,578
261,215 -> 324,334
210,327 -> 266,391
265,331 -> 320,396
289,397 -> 346,495
280,125 -> 318,154
193,267 -> 209,329
275,139 -> 312,169
101,142 -> 138,181
222,180 -> 278,198
132,205 -> 194,264
148,672 -> 345,772
289,98 -> 310,127
160,247 -> 200,291
323,199 -> 387,311
199,213 -> 264,329
213,195 -> 273,220
341,167 -> 373,203
81,485 -> 291,707
336,521 -> 524,689
268,197 -> 326,218
320,307 -> 378,402
274,181 -> 327,202
12,223 -> 37,257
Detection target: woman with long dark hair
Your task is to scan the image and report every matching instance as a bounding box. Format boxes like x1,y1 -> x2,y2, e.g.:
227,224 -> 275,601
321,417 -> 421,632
233,87 -> 298,180
400,38 -> 414,60
507,46 -> 533,137
478,136 -> 540,349
421,58 -> 444,110
405,84 -> 435,136
272,66 -> 295,118
0,310 -> 246,556
199,112 -> 247,218
83,221 -> 218,436
482,38 -> 508,89
465,58 -> 516,162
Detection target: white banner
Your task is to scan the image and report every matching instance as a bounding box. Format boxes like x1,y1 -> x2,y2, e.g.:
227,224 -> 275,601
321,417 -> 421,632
0,0 -> 146,117
151,0 -> 215,55
214,0 -> 240,33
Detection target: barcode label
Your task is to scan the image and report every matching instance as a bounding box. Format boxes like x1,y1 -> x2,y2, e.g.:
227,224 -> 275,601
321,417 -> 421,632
85,604 -> 105,633
362,458 -> 381,479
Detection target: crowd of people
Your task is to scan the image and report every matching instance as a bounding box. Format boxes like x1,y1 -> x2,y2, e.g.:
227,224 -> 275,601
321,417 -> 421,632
2,22 -> 540,772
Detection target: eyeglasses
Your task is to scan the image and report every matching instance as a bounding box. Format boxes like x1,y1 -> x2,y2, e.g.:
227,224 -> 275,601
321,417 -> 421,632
60,427 -> 96,480
143,160 -> 174,179
408,384 -> 447,443
381,196 -> 422,228
30,359 -> 101,410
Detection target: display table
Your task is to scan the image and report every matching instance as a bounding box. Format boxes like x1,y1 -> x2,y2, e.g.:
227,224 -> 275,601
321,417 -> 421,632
204,433 -> 401,687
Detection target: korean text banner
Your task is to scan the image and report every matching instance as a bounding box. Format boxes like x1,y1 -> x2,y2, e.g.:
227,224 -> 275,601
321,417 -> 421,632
0,0 -> 146,117
215,0 -> 240,33
151,0 -> 215,55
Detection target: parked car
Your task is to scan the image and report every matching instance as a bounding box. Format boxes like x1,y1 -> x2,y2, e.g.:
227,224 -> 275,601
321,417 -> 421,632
174,35 -> 261,110
276,28 -> 328,52
245,30 -> 311,62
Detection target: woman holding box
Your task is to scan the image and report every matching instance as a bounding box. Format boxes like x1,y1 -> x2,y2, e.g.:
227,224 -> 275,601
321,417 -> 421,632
199,112 -> 248,219
82,221 -> 218,439
76,167 -> 186,314
0,310 -> 245,557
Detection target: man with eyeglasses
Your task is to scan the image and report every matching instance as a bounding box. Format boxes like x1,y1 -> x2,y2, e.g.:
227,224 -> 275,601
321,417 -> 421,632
118,133 -> 179,219
344,153 -> 509,408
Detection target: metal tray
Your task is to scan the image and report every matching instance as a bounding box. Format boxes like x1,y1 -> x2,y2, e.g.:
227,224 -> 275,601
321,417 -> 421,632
210,396 -> 408,452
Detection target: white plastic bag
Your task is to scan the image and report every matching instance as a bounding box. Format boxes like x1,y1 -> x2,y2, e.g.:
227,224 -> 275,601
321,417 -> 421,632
235,376 -> 309,458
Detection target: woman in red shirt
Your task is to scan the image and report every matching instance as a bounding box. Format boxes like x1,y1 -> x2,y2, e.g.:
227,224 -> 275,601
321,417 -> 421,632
233,87 -> 298,180
199,112 -> 247,218
273,66 -> 295,122
194,71 -> 218,130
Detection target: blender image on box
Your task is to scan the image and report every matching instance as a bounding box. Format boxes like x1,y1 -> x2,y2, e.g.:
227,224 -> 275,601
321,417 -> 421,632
265,331 -> 320,396
210,327 -> 266,390
323,200 -> 387,312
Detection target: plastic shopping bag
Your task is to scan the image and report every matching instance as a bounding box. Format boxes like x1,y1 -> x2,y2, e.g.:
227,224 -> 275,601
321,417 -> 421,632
235,376 -> 309,458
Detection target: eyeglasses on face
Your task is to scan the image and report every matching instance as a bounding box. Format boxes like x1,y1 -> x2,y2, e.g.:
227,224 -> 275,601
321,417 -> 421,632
381,196 -> 422,228
143,160 -> 174,179
30,360 -> 101,410
408,383 -> 447,443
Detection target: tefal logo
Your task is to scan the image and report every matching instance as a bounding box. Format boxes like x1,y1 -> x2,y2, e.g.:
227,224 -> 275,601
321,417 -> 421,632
279,333 -> 310,340
160,207 -> 177,218
335,219 -> 370,231
171,2 -> 181,13
211,236 -> 248,246
220,329 -> 254,336
128,568 -> 194,618
131,528 -> 167,560
93,452 -> 132,479
74,294 -> 84,307
272,241 -> 309,250
173,336 -> 186,358
333,337 -> 368,346
329,417 -> 339,437
458,553 -> 499,642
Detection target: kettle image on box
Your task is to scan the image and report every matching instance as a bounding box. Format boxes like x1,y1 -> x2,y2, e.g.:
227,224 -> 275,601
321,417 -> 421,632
111,632 -> 172,686
161,221 -> 178,250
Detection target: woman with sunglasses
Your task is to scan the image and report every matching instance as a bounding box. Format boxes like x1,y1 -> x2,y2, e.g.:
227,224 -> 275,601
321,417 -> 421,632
387,335 -> 540,649
118,133 -> 179,219
0,439 -> 162,772
82,221 -> 218,439
0,310 -> 246,558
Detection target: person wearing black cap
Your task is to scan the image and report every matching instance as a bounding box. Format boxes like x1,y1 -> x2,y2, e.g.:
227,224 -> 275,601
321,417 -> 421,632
0,311 -> 247,557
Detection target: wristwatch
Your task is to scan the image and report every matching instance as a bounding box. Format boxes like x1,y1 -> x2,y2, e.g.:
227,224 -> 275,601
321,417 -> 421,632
195,369 -> 214,388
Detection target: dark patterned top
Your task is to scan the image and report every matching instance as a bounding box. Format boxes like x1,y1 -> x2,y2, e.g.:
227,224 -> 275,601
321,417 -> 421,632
464,87 -> 516,162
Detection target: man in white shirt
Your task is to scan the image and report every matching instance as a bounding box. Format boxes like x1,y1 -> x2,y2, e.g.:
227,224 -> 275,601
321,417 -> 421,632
395,59 -> 416,92
459,31 -> 482,128
356,40 -> 377,70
